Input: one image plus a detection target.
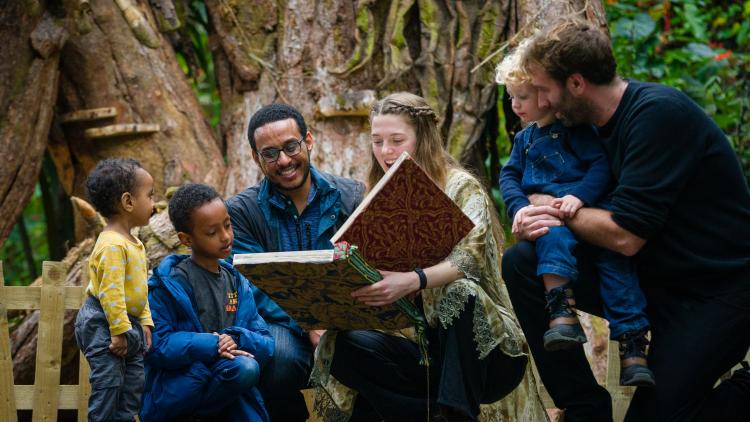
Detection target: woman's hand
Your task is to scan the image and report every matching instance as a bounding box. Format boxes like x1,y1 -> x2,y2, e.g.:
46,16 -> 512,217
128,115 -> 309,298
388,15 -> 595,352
351,270 -> 420,306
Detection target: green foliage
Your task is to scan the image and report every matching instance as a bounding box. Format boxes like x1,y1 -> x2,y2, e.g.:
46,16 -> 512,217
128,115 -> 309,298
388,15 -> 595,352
607,0 -> 750,182
0,185 -> 48,286
176,1 -> 221,128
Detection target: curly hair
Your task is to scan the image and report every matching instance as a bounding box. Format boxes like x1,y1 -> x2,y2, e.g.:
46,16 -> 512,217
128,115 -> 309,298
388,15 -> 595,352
495,38 -> 533,87
247,103 -> 308,152
523,19 -> 616,85
85,158 -> 143,218
168,183 -> 222,234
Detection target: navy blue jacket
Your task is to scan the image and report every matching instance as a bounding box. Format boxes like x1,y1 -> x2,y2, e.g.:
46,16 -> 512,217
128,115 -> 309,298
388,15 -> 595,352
226,167 -> 364,334
141,255 -> 274,422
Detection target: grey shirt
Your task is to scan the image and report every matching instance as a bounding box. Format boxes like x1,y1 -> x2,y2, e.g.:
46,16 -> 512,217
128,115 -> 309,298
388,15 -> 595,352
175,258 -> 237,333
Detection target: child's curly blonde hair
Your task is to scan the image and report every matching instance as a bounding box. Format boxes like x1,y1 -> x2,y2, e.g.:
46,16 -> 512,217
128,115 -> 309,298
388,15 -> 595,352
495,38 -> 533,87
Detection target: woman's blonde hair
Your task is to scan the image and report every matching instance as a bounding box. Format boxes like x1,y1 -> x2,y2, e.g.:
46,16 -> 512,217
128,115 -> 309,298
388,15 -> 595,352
368,92 -> 457,189
495,38 -> 533,87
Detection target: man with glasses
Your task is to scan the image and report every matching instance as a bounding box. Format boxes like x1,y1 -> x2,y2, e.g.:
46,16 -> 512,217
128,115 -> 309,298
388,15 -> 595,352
226,103 -> 365,421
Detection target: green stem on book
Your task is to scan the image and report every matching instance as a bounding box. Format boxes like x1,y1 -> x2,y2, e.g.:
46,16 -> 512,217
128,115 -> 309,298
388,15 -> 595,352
349,247 -> 431,366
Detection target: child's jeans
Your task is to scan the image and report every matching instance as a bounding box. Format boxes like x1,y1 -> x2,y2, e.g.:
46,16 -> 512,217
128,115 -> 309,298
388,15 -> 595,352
536,225 -> 649,338
75,296 -> 145,422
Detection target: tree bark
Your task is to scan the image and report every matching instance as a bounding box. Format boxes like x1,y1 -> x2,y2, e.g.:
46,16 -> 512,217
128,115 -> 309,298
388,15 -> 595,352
48,0 -> 225,200
0,4 -> 65,246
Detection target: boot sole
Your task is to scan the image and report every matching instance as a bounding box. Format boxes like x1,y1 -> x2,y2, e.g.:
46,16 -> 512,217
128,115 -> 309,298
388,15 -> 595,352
621,373 -> 656,387
543,332 -> 587,351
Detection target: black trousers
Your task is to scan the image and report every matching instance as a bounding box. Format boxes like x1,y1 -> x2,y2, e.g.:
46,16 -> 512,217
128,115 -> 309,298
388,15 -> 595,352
502,240 -> 750,422
330,296 -> 527,421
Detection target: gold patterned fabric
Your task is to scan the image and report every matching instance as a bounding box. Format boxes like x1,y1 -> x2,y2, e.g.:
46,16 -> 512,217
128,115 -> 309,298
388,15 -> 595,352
311,169 -> 549,421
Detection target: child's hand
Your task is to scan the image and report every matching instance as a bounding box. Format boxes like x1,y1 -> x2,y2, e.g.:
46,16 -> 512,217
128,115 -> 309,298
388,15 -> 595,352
213,332 -> 251,360
109,334 -> 128,357
552,195 -> 584,218
142,325 -> 152,353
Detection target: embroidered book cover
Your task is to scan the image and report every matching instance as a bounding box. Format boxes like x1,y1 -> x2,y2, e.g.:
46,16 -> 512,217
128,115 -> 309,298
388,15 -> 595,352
233,243 -> 421,330
331,151 -> 475,272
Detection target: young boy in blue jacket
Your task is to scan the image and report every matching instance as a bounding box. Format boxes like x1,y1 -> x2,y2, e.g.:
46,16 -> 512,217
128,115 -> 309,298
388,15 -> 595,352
141,183 -> 274,422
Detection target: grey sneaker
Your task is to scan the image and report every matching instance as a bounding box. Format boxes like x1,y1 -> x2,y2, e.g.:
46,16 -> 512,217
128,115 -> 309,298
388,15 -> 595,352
619,329 -> 656,387
620,364 -> 656,387
543,284 -> 587,351
543,322 -> 587,351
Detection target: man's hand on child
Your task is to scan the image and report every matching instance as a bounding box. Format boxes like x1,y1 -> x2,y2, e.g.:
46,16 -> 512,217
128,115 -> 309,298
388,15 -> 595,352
512,204 -> 563,241
142,325 -> 152,353
552,195 -> 584,219
109,334 -> 128,357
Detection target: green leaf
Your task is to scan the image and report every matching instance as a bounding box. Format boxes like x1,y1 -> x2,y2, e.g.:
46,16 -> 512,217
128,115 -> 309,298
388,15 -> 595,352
614,13 -> 656,41
684,43 -> 715,58
683,3 -> 708,41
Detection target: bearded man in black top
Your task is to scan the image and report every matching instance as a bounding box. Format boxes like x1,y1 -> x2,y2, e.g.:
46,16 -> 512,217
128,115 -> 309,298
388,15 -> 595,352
501,18 -> 750,422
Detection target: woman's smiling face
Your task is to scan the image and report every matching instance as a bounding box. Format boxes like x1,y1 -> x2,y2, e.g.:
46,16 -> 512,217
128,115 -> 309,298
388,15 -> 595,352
370,114 -> 417,172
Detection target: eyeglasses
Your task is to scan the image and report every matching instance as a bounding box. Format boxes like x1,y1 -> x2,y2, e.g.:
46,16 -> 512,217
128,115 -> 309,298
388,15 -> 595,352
258,139 -> 305,163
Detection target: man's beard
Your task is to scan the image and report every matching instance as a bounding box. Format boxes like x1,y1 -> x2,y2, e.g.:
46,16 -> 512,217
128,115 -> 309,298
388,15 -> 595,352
276,164 -> 310,192
556,90 -> 594,127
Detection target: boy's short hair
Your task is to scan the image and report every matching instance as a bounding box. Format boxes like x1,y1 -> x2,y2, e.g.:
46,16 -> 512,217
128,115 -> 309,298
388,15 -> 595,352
247,103 -> 307,152
168,183 -> 222,234
523,19 -> 616,85
495,38 -> 533,87
85,158 -> 143,218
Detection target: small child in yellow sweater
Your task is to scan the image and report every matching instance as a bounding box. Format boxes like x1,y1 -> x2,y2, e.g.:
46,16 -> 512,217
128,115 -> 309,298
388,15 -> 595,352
74,158 -> 155,422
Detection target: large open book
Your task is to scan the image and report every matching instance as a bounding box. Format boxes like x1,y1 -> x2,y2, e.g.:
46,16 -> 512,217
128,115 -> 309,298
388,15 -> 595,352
234,242 -> 421,330
331,151 -> 475,271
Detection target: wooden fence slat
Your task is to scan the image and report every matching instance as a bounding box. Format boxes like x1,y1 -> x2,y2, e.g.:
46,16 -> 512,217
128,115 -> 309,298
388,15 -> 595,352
0,262 -> 19,422
77,263 -> 91,422
32,262 -> 67,422
15,385 -> 86,409
0,285 -> 85,310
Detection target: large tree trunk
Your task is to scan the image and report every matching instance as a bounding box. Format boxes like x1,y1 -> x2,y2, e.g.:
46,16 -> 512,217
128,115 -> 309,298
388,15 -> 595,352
210,0 -> 518,193
47,0 -> 225,200
0,3 -> 66,246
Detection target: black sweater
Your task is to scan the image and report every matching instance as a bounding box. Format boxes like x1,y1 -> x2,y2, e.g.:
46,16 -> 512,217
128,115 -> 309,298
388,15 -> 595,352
598,81 -> 750,292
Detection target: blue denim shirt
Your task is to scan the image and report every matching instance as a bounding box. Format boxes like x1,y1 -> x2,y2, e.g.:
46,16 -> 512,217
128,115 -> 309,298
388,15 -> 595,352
500,121 -> 612,220
226,167 -> 365,334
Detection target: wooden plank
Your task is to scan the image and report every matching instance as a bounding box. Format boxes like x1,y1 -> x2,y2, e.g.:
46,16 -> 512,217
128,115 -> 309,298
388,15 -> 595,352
84,123 -> 160,140
77,264 -> 91,422
0,285 -> 85,310
32,262 -> 67,422
59,107 -> 117,123
606,340 -> 634,422
15,385 -> 85,409
0,262 -> 19,422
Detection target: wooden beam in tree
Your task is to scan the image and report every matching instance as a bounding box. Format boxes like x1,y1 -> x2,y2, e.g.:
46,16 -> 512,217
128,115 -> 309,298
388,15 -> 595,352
318,90 -> 376,118
59,107 -> 117,123
84,123 -> 160,140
